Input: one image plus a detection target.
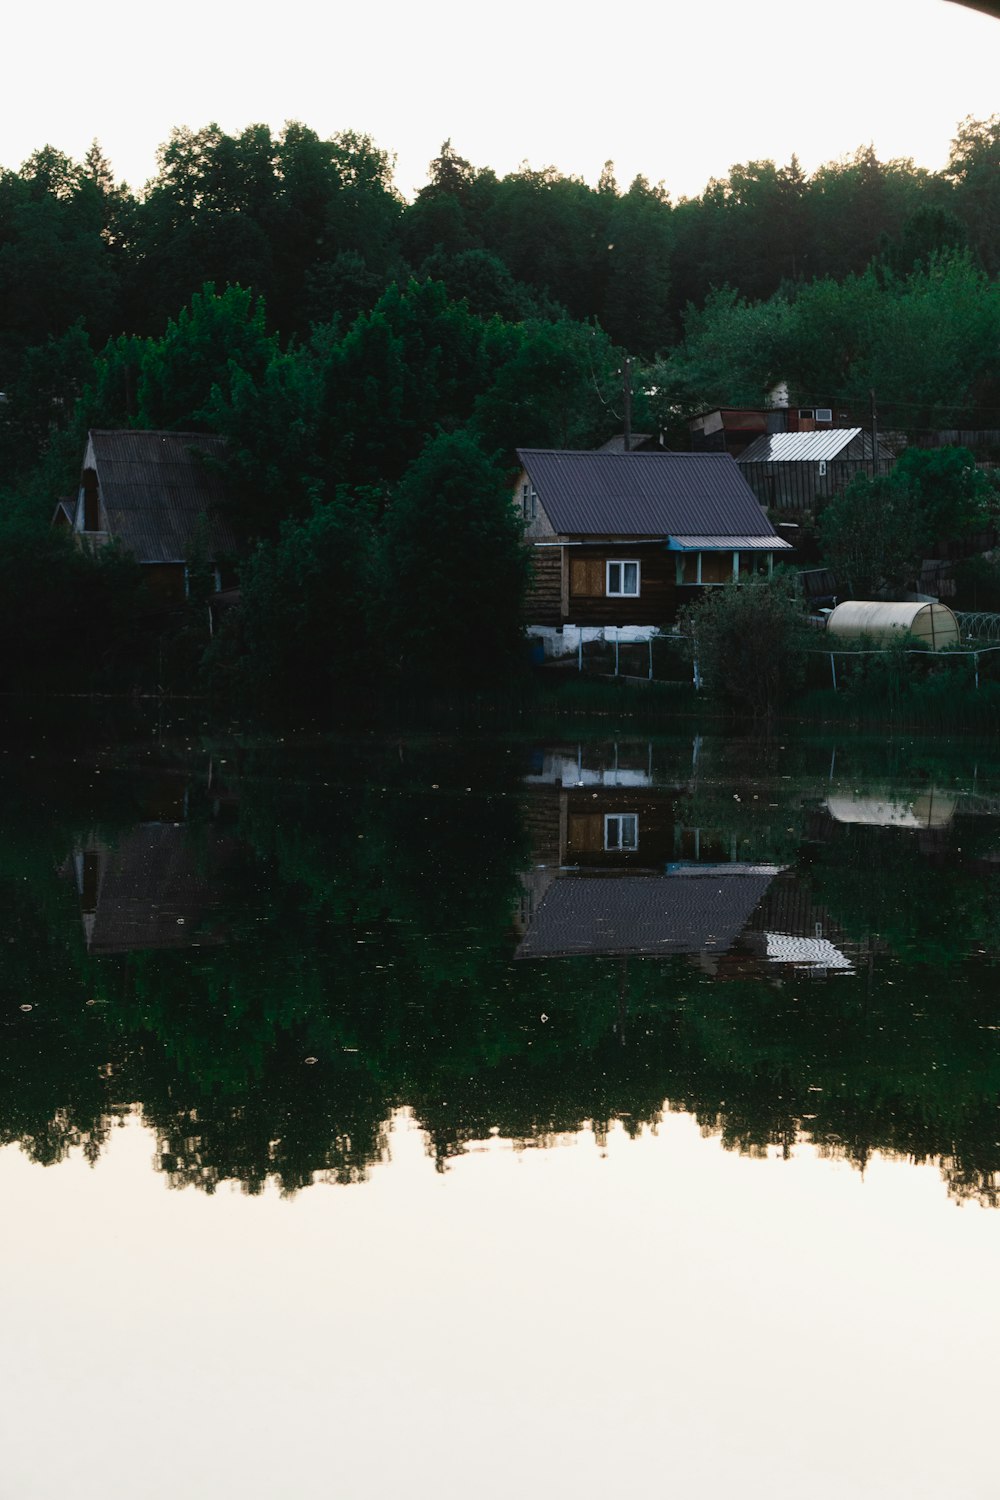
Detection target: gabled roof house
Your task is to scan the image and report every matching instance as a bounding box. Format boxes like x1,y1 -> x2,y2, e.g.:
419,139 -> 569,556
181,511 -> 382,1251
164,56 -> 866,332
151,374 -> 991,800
54,430 -> 241,606
515,449 -> 791,638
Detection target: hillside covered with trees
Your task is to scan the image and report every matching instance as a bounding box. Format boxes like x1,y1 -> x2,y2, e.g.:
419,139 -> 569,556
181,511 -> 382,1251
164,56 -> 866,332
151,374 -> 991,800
3,117 -> 1000,704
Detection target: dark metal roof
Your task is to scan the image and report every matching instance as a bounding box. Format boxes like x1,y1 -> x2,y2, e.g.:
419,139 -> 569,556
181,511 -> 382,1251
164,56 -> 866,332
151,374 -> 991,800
83,824 -> 234,954
517,450 -> 779,539
515,866 -> 782,959
90,430 -> 239,563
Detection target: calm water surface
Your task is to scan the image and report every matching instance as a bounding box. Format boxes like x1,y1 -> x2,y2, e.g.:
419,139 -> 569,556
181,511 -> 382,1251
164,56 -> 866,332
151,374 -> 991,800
1,724 -> 999,1498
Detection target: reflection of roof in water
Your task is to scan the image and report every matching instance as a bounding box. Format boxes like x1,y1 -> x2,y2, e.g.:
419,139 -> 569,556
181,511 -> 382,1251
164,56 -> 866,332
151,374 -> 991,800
84,824 -> 232,954
515,866 -> 782,959
826,793 -> 956,829
765,933 -> 853,971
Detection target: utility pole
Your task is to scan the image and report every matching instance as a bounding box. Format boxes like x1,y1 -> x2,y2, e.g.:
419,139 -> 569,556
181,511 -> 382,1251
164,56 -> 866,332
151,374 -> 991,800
869,387 -> 879,477
622,358 -> 632,452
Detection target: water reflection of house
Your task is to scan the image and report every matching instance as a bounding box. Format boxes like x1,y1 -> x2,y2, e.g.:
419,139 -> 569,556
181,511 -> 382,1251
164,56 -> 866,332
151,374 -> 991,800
69,822 -> 236,954
516,866 -> 783,960
825,792 -> 957,830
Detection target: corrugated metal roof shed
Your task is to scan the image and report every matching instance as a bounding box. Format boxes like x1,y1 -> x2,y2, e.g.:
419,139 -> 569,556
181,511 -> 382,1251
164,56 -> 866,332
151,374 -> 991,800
517,449 -> 781,540
90,430 -> 239,563
514,866 -> 782,959
737,429 -> 870,463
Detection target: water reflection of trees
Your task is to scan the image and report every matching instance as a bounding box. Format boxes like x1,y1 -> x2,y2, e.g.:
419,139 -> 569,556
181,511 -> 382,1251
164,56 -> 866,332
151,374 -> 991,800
1,737 -> 1000,1206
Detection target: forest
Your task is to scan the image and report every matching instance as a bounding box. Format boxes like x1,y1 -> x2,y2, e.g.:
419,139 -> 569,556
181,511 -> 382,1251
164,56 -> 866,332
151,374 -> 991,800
3,117 -> 1000,701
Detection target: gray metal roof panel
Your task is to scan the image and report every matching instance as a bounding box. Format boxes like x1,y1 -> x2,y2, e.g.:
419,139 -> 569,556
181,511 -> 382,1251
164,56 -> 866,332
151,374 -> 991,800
736,429 -> 864,464
672,534 -> 792,550
517,450 -> 778,539
90,430 -> 239,563
515,867 -> 782,960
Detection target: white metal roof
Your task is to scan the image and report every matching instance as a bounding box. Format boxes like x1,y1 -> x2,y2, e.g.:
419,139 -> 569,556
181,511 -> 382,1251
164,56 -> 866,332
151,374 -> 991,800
737,429 -> 864,463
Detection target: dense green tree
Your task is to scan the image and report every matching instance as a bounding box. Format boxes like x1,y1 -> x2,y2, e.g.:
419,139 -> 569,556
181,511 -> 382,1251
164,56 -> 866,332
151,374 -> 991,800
209,487 -> 379,711
319,277 -> 492,484
945,113 -> 1000,275
819,472 -> 926,596
471,317 -> 624,453
136,283 -> 277,430
602,176 -> 674,355
890,443 -> 998,540
380,431 -> 528,682
648,287 -> 789,414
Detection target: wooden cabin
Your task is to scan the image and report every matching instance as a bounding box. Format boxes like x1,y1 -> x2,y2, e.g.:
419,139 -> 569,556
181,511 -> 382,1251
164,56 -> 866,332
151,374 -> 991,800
53,430 -> 241,607
515,449 -> 791,647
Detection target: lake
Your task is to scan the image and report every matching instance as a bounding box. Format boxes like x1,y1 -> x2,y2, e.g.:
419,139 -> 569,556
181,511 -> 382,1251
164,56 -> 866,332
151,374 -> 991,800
1,720 -> 999,1498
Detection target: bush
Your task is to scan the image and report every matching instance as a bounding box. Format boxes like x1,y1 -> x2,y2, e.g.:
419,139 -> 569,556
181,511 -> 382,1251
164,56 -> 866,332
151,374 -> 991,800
682,572 -> 809,719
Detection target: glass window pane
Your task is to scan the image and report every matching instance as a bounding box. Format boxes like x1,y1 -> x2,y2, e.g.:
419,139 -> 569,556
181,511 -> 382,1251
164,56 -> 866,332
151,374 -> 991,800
701,551 -> 731,584
608,562 -> 621,594
623,563 -> 638,595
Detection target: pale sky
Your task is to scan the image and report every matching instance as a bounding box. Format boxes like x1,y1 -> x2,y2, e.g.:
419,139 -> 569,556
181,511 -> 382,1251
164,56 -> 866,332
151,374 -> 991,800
2,1110 -> 999,1498
3,0 -> 999,200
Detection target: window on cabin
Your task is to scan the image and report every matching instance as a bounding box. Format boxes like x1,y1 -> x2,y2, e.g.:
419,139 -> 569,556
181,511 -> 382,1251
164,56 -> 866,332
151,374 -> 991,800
82,469 -> 100,532
676,552 -> 741,585
570,558 -> 604,596
521,483 -> 537,522
604,813 -> 638,852
606,560 -> 640,596
700,552 -> 733,585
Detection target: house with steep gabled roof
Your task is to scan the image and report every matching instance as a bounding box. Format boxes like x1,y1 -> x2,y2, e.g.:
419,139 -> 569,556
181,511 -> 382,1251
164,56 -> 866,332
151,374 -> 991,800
53,430 -> 241,607
514,448 -> 791,652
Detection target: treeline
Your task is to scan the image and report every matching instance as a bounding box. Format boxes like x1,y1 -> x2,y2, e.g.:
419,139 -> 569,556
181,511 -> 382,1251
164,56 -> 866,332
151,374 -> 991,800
4,116 -> 1000,448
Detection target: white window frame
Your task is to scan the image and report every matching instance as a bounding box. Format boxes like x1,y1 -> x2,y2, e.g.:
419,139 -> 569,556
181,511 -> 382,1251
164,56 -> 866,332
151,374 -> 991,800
606,559 -> 641,597
604,813 -> 638,852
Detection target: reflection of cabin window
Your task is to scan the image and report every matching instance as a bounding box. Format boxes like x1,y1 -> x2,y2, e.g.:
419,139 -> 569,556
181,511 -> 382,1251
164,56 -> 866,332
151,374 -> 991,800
604,813 -> 638,851
521,484 -> 537,521
606,560 -> 640,596
81,850 -> 100,911
82,469 -> 100,532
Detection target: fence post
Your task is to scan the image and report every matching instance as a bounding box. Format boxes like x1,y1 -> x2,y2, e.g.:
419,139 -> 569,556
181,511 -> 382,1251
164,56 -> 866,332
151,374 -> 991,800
829,653 -> 838,691
614,628 -> 620,677
648,637 -> 653,681
578,633 -> 582,673
975,652 -> 980,690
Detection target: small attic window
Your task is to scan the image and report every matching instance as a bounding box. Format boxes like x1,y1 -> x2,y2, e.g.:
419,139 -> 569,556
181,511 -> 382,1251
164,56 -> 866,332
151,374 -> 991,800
82,469 -> 100,532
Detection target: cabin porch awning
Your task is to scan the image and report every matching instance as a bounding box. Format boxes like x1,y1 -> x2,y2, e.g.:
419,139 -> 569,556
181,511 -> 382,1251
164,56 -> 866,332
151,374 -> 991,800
667,534 -> 792,551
